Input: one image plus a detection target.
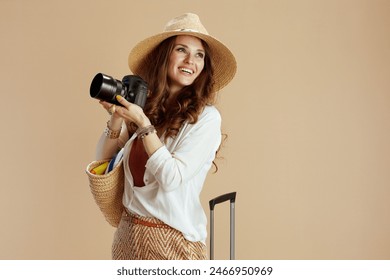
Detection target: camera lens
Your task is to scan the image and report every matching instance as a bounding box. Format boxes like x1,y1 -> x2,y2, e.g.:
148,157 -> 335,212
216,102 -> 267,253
90,73 -> 124,104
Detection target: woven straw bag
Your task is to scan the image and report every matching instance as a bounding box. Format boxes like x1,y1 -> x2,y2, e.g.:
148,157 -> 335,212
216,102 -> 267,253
86,159 -> 125,227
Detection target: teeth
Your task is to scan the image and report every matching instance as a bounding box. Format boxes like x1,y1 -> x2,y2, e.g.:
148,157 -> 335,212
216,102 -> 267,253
179,67 -> 193,74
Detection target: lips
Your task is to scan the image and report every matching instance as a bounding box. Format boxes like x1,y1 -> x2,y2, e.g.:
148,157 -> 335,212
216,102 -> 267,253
179,67 -> 194,74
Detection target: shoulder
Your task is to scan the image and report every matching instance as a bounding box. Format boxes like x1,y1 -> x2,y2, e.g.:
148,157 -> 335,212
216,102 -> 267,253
177,106 -> 221,137
198,105 -> 221,123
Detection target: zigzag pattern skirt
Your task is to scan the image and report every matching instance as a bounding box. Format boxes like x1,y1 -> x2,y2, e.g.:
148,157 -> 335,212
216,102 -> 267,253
112,211 -> 207,260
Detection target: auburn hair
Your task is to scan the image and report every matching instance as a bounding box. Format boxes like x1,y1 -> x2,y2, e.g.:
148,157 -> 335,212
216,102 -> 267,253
132,36 -> 216,138
129,36 -> 224,171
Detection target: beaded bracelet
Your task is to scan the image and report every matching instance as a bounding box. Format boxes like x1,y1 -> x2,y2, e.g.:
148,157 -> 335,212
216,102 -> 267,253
104,121 -> 121,139
136,125 -> 156,139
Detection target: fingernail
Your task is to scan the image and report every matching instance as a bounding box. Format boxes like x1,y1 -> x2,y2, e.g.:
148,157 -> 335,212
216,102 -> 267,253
116,95 -> 122,101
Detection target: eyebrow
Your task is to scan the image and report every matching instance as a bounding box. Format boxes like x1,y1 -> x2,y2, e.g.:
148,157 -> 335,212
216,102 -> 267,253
175,44 -> 205,53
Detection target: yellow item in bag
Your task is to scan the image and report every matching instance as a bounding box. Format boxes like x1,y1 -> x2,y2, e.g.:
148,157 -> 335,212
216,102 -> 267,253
90,161 -> 109,175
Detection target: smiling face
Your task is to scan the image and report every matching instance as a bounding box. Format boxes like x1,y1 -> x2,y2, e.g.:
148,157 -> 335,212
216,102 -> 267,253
167,35 -> 205,94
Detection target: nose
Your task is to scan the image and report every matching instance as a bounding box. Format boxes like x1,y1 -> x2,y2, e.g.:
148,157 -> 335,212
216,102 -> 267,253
184,53 -> 194,64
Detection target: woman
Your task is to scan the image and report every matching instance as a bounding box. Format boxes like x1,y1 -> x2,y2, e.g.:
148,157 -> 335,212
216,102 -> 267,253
95,13 -> 236,260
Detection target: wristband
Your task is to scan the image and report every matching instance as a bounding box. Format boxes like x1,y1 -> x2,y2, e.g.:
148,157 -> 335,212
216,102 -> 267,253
104,121 -> 121,139
136,125 -> 156,139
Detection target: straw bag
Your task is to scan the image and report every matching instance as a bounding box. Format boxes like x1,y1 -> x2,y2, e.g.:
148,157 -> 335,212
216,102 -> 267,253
86,159 -> 125,227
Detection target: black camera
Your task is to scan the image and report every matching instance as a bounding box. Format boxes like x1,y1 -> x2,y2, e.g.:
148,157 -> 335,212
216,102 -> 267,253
90,73 -> 148,108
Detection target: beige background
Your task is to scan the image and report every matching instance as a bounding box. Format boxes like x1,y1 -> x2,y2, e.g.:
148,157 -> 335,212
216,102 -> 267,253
1,0 -> 389,259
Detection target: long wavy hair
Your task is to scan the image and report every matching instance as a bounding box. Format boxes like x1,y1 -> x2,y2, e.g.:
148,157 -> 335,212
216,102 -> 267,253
129,36 -> 224,170
142,36 -> 215,136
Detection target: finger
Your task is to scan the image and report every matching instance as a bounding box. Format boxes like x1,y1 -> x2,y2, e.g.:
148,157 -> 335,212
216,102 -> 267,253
115,95 -> 130,107
107,104 -> 117,115
99,100 -> 111,109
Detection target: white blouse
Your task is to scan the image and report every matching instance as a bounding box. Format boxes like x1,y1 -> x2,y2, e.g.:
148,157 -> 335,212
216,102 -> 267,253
121,105 -> 222,244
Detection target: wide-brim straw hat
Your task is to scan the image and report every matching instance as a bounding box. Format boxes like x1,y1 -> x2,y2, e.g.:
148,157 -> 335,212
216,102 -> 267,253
128,13 -> 237,93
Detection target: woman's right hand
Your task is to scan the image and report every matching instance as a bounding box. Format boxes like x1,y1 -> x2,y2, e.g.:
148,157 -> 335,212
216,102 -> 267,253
99,100 -> 123,129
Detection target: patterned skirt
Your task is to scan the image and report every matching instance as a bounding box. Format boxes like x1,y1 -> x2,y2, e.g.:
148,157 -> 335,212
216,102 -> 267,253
112,210 -> 207,260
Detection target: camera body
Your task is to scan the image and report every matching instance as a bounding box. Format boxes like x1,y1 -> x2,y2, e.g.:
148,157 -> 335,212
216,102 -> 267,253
90,73 -> 148,108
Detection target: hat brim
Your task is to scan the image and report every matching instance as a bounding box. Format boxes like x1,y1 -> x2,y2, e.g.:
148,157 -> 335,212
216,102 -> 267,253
128,31 -> 236,93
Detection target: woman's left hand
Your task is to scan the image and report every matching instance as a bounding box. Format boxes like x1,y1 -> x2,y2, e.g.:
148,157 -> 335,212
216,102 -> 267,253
114,95 -> 151,128
116,95 -> 163,157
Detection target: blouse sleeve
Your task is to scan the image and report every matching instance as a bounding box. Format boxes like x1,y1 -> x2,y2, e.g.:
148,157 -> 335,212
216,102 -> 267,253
145,107 -> 222,192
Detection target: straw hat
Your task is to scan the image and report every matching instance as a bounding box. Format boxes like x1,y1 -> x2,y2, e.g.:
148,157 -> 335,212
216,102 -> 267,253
128,13 -> 237,93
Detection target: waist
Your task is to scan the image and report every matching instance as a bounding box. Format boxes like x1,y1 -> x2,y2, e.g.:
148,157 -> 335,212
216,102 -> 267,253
124,209 -> 172,229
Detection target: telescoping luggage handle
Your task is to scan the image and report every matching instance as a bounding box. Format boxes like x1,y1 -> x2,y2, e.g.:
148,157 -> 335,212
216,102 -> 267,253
209,192 -> 236,260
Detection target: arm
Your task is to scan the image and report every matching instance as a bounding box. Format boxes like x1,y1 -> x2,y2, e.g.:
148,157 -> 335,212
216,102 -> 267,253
113,95 -> 164,156
146,107 -> 222,192
113,96 -> 221,192
97,94 -> 162,160
95,112 -> 126,160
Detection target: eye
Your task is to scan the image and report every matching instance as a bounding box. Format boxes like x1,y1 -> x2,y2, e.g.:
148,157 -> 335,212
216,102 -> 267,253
196,52 -> 205,59
176,47 -> 187,53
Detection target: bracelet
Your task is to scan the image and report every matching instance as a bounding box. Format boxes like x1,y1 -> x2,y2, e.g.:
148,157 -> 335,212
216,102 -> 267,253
104,121 -> 121,139
136,125 -> 156,139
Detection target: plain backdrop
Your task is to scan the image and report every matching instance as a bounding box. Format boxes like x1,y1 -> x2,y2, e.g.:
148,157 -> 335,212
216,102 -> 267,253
1,0 -> 389,259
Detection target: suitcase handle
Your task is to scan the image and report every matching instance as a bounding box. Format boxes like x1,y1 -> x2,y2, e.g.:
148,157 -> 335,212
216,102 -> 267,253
209,192 -> 237,260
209,192 -> 236,210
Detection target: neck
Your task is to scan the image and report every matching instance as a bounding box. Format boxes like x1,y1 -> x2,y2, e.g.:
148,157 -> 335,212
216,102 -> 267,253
166,88 -> 181,104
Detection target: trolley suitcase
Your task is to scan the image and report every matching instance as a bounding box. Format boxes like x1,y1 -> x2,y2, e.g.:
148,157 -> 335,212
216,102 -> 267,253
209,192 -> 237,260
